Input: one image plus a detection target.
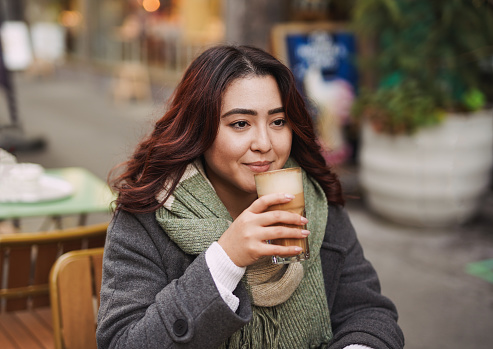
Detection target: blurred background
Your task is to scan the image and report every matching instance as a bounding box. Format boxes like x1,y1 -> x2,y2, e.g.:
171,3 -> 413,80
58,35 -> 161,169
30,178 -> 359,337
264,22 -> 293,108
1,1 -> 493,348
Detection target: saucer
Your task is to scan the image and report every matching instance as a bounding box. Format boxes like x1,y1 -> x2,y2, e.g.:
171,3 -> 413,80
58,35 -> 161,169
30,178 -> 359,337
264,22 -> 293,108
0,175 -> 74,203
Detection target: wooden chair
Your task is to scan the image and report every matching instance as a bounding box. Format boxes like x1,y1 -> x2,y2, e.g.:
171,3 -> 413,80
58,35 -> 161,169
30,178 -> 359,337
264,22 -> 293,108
0,223 -> 107,348
50,247 -> 104,349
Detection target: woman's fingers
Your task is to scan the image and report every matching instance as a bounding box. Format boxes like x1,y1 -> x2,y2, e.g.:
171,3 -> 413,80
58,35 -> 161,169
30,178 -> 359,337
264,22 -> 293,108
254,226 -> 309,258
217,193 -> 310,267
265,243 -> 304,257
218,222 -> 309,267
248,193 -> 295,213
261,225 -> 310,241
248,192 -> 308,226
258,210 -> 308,227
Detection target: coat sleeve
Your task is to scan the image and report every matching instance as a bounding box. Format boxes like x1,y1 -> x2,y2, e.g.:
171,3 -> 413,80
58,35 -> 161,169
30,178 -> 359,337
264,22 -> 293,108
96,210 -> 252,349
321,205 -> 405,349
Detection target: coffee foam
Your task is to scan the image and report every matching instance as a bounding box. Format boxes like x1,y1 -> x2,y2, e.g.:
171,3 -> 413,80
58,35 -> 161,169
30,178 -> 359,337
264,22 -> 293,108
255,168 -> 303,196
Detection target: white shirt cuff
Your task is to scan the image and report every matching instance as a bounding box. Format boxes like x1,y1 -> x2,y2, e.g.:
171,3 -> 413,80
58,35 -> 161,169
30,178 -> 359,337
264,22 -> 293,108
205,242 -> 246,312
344,345 -> 374,349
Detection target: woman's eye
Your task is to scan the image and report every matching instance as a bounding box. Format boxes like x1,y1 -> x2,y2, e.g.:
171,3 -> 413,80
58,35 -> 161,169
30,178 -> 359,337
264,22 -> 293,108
272,118 -> 286,127
231,121 -> 248,129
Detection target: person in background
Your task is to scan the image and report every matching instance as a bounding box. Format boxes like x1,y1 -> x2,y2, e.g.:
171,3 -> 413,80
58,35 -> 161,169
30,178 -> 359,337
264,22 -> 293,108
97,44 -> 404,349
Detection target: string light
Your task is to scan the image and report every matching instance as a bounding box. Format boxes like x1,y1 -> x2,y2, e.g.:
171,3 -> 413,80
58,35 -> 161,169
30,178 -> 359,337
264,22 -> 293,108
58,11 -> 83,28
142,0 -> 160,12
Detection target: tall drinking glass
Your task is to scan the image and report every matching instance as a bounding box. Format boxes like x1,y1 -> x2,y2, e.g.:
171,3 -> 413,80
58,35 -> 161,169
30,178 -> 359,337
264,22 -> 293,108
254,167 -> 309,264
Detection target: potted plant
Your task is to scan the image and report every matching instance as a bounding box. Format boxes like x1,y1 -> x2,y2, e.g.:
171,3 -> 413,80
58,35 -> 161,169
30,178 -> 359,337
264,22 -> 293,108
350,0 -> 493,227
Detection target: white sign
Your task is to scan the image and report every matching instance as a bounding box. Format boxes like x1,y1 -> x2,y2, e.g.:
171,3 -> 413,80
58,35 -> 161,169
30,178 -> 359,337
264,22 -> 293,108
0,21 -> 33,71
31,22 -> 66,62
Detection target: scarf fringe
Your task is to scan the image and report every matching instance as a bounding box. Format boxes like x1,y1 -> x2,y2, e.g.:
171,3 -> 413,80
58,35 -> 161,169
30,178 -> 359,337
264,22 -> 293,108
222,306 -> 280,349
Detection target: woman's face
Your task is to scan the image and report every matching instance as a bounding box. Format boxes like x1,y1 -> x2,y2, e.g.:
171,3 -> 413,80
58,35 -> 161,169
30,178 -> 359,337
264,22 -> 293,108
204,75 -> 292,200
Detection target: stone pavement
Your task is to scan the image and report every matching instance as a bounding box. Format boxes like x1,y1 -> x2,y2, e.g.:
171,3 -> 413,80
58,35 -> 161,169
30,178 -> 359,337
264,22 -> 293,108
3,68 -> 493,349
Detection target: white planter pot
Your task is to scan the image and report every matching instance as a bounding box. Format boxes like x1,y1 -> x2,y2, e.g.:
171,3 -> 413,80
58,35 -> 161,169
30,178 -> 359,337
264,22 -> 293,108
359,110 -> 493,227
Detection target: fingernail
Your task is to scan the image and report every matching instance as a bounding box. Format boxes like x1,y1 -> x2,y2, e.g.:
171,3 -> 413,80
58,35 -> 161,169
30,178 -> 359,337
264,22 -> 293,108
294,247 -> 303,252
301,230 -> 310,236
285,194 -> 295,199
301,217 -> 308,224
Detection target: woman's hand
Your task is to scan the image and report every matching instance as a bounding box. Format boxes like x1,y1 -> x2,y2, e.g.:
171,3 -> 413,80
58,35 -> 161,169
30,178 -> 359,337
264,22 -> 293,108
217,193 -> 309,267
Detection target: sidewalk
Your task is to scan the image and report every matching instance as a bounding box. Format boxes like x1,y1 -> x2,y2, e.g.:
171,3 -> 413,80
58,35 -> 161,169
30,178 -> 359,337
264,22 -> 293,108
5,69 -> 493,349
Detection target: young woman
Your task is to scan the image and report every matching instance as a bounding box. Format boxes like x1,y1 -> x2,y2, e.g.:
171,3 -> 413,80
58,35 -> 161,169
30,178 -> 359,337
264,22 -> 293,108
97,45 -> 404,349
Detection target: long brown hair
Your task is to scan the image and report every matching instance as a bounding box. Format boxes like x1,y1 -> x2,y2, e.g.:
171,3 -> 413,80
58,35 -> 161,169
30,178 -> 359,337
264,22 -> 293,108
110,45 -> 344,213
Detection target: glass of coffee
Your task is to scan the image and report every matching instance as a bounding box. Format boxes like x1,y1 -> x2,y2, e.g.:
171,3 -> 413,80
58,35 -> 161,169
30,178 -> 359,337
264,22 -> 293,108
254,167 -> 309,264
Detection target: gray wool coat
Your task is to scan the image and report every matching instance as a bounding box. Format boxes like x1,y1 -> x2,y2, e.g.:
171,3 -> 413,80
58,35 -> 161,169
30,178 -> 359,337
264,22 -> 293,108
96,205 -> 404,349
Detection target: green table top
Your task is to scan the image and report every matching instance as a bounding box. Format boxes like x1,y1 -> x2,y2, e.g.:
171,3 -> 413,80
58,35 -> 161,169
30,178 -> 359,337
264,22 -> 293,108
0,167 -> 114,219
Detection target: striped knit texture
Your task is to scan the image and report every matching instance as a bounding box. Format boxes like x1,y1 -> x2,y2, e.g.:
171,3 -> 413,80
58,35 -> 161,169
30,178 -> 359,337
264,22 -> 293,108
156,158 -> 333,348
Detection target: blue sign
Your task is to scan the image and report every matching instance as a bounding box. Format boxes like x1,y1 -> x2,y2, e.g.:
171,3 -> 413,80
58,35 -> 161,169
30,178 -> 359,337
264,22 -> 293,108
285,31 -> 358,95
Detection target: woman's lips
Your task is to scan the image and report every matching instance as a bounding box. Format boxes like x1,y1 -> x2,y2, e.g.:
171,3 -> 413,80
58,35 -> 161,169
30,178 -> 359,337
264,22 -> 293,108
245,162 -> 272,173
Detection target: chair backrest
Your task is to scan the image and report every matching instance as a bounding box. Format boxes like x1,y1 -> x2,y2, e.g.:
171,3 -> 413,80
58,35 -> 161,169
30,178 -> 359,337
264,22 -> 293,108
50,247 -> 104,349
0,222 -> 107,313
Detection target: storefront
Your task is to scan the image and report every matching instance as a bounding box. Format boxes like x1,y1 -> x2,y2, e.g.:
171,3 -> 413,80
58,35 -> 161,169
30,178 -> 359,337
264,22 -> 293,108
3,0 -> 352,83
9,0 -> 220,81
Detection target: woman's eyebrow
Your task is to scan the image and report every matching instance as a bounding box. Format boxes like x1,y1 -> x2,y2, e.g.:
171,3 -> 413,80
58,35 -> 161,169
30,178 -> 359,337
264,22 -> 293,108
268,107 -> 284,115
221,108 -> 256,118
221,106 -> 284,118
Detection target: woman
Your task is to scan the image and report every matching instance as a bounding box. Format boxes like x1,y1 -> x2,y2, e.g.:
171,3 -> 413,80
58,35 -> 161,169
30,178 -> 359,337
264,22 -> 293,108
97,45 -> 404,349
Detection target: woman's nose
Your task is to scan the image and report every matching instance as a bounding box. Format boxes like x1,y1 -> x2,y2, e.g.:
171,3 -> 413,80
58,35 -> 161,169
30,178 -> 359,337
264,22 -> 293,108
251,127 -> 272,153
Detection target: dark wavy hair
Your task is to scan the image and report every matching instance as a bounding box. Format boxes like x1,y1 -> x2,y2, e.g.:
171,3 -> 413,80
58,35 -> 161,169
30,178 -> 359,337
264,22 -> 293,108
110,45 -> 344,213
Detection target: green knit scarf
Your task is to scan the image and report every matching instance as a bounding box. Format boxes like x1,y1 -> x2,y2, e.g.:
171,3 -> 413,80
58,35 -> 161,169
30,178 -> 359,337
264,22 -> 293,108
155,158 -> 333,349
